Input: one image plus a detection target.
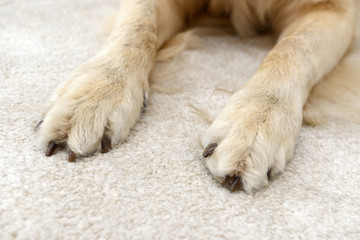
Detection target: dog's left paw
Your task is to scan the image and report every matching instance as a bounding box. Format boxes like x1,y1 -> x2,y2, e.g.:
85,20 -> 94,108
201,88 -> 303,193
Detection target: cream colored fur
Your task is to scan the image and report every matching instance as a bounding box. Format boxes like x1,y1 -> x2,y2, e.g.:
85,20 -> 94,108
304,45 -> 360,125
39,0 -> 360,193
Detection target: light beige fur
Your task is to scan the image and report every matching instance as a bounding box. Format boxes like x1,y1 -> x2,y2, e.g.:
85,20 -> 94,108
39,0 -> 360,193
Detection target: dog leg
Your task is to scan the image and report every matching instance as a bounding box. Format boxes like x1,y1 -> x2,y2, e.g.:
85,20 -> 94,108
39,0 -> 205,160
202,3 -> 357,193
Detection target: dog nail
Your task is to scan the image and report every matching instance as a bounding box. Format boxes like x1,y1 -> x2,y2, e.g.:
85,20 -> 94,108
221,175 -> 231,186
34,120 -> 43,131
68,150 -> 76,162
229,177 -> 242,192
227,176 -> 236,186
101,135 -> 112,154
45,141 -> 57,157
203,143 -> 218,158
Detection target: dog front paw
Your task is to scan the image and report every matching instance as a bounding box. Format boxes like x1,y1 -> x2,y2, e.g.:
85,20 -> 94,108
38,57 -> 149,161
201,89 -> 303,193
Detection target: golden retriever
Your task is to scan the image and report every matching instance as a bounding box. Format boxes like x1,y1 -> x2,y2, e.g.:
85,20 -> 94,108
37,0 -> 360,193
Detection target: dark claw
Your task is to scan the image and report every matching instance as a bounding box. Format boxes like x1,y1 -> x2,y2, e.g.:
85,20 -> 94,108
227,176 -> 236,187
202,143 -> 218,158
34,120 -> 43,131
221,175 -> 243,192
229,177 -> 242,192
45,141 -> 57,157
101,134 -> 112,154
68,150 -> 76,162
221,175 -> 231,186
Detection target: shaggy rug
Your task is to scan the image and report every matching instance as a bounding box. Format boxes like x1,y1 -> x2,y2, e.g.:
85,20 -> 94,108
1,0 -> 359,239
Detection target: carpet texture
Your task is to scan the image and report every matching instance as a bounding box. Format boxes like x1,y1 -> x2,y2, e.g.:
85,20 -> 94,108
1,0 -> 360,239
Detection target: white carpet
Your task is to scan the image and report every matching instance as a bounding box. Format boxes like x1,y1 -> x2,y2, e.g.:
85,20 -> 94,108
1,0 -> 360,239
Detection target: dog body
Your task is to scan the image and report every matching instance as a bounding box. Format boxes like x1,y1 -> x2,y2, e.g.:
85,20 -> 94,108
39,0 -> 360,192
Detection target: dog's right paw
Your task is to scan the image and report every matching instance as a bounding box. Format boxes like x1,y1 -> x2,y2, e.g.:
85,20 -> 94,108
38,57 -> 149,161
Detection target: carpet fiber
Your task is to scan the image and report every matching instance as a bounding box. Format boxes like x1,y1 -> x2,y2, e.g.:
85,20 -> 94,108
1,0 -> 360,239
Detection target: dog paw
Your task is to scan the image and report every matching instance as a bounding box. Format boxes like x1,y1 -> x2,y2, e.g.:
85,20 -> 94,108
38,57 -> 149,161
201,89 -> 303,193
